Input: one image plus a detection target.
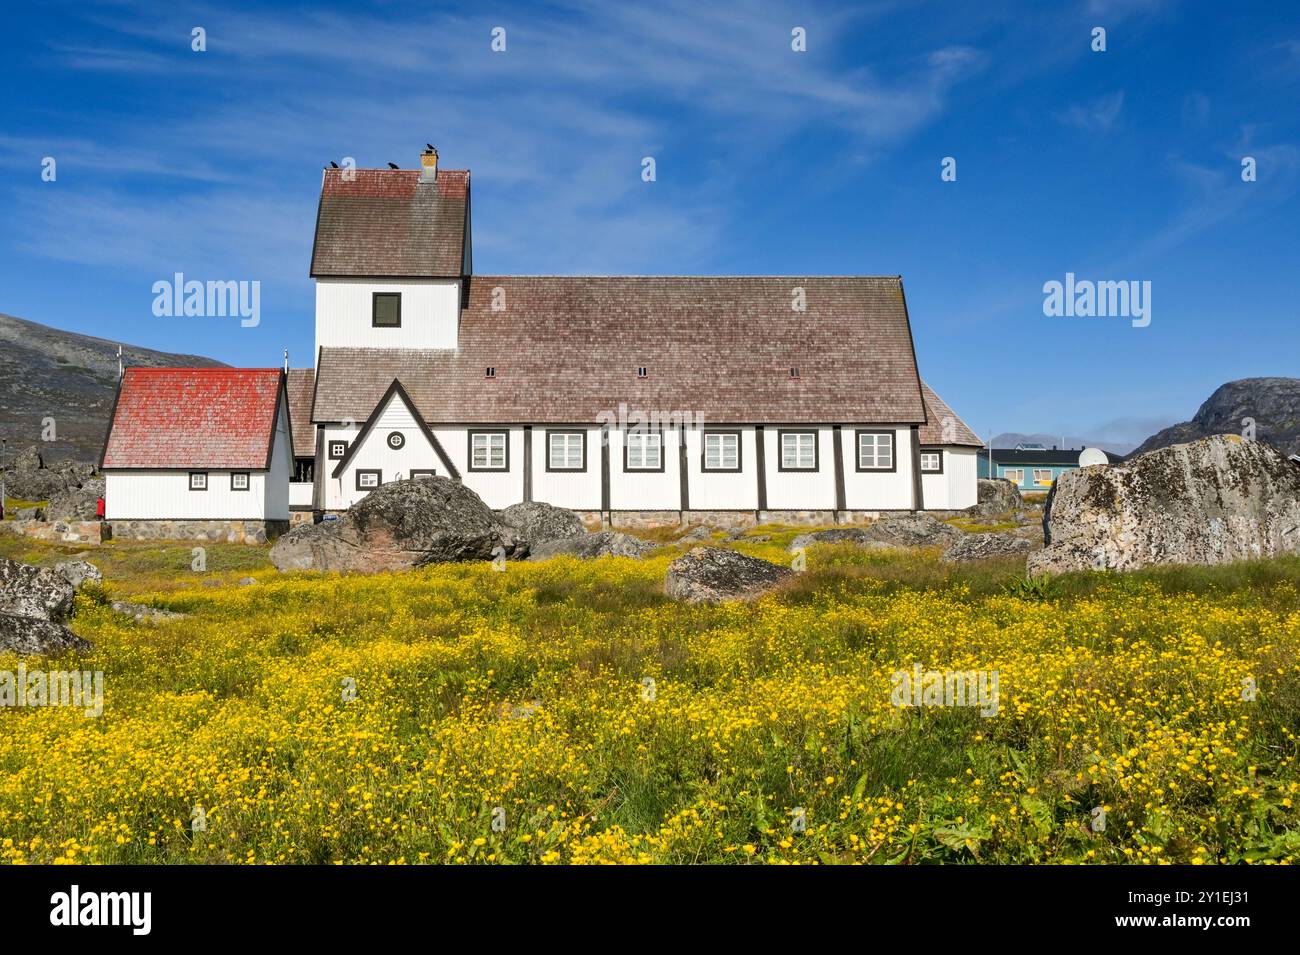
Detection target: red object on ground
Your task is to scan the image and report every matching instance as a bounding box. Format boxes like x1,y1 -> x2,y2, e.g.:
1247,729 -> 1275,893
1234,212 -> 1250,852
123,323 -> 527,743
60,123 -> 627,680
96,497 -> 105,519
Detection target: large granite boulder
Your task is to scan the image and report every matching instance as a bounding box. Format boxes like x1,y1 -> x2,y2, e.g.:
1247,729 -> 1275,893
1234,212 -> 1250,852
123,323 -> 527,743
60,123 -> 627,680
528,531 -> 655,561
270,477 -> 523,573
2,448 -> 99,503
941,532 -> 1032,563
42,478 -> 105,521
0,556 -> 75,621
0,614 -> 91,655
0,556 -> 88,656
976,478 -> 1022,516
665,547 -> 793,604
497,502 -> 586,548
862,514 -> 963,547
1028,435 -> 1300,575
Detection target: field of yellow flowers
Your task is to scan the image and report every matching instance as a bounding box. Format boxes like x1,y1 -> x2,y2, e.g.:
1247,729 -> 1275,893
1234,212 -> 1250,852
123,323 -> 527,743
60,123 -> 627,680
1,529 -> 1298,865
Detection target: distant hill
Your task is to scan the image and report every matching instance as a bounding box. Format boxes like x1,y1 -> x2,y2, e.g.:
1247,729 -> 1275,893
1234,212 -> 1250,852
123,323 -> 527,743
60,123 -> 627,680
991,432 -> 1135,456
1131,378 -> 1300,458
0,313 -> 227,464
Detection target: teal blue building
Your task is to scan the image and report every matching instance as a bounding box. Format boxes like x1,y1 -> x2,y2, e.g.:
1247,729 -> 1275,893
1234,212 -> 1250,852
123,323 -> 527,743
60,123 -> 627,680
977,444 -> 1123,490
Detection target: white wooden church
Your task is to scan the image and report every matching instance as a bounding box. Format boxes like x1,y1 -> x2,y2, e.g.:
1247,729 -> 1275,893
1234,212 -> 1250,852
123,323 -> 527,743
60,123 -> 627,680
101,147 -> 982,532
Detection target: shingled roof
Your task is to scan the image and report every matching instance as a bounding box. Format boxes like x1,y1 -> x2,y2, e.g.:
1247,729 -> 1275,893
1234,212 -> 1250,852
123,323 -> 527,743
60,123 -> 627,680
285,367 -> 316,457
310,168 -> 470,277
101,368 -> 285,469
918,381 -> 982,447
311,275 -> 927,425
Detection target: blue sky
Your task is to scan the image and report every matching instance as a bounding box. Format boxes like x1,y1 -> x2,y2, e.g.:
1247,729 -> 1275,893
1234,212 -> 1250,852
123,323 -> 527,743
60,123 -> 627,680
2,0 -> 1297,449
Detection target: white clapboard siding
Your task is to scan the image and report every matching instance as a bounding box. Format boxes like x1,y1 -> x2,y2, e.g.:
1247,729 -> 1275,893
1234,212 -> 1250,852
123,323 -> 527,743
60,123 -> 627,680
106,470 -> 272,520
315,278 -> 461,350
608,428 -> 683,511
531,427 -> 604,510
325,393 -> 445,509
438,426 -> 526,510
841,426 -> 915,510
763,427 -> 838,510
682,427 -> 759,511
918,446 -> 978,510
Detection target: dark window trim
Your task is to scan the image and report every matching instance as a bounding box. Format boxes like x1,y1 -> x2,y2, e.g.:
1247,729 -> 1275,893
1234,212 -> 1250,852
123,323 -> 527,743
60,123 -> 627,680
328,439 -> 350,460
467,429 -> 511,472
545,429 -> 587,472
410,469 -> 437,479
701,429 -> 743,473
372,292 -> 401,328
385,430 -> 406,451
854,430 -> 898,473
622,427 -> 666,473
776,429 -> 819,472
355,468 -> 382,490
919,447 -> 944,474
230,471 -> 251,491
188,471 -> 208,491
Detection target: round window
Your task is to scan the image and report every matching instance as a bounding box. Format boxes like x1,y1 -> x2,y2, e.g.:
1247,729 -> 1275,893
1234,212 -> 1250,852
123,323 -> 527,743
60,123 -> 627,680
387,431 -> 405,450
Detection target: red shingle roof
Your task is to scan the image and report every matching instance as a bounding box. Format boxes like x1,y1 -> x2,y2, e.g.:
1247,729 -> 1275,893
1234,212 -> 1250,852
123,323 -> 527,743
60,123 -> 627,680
918,381 -> 982,447
310,168 -> 470,278
101,368 -> 284,469
285,367 -> 316,457
312,276 -> 927,425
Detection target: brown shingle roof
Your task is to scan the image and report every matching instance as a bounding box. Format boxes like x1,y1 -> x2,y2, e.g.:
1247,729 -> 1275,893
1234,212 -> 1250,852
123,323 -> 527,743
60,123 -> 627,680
285,368 -> 316,456
918,381 -> 982,446
310,168 -> 470,277
102,368 -> 284,469
312,276 -> 927,425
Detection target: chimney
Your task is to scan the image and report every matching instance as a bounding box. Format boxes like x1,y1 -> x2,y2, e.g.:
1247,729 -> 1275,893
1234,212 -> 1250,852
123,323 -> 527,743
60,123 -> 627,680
420,146 -> 438,183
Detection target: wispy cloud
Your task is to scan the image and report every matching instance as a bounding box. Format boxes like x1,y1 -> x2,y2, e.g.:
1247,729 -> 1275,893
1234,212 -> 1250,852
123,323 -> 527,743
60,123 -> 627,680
1056,91 -> 1125,132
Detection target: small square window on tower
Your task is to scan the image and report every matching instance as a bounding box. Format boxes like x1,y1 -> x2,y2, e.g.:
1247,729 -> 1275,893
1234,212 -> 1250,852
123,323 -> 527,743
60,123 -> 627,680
636,366 -> 648,379
789,366 -> 801,379
485,366 -> 496,379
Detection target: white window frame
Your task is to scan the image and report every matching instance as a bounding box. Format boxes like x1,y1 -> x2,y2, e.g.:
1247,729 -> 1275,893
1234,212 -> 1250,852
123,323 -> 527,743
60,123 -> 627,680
625,430 -> 663,471
779,431 -> 817,471
702,432 -> 740,472
230,471 -> 250,491
547,431 -> 585,471
1003,468 -> 1025,485
1033,468 -> 1055,486
356,469 -> 381,490
470,431 -> 508,471
919,450 -> 942,473
856,431 -> 894,471
188,471 -> 208,491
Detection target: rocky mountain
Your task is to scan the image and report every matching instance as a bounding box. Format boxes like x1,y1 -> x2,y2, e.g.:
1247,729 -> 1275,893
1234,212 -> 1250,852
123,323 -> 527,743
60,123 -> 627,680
991,432 -> 1135,455
0,313 -> 226,465
1130,378 -> 1300,458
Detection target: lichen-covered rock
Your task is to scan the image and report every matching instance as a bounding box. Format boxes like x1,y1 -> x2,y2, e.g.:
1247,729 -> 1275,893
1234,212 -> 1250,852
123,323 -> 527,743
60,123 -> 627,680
0,557 -> 75,622
528,531 -> 655,561
940,532 -> 1032,563
677,526 -> 714,544
788,528 -> 891,551
0,613 -> 90,655
665,547 -> 793,604
976,478 -> 1022,516
497,502 -> 586,549
1028,435 -> 1300,575
862,514 -> 964,547
109,600 -> 187,623
270,477 -> 522,573
43,478 -> 105,521
54,559 -> 102,589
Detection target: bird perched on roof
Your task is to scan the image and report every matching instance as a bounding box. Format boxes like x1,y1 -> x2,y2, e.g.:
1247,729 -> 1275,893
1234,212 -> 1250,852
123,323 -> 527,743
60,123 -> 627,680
329,161 -> 339,168
387,162 -> 399,169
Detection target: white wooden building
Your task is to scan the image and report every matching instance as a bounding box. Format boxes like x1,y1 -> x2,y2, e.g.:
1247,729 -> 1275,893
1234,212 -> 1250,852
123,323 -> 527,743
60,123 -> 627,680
105,146 -> 982,530
100,368 -> 293,529
294,147 -> 982,522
